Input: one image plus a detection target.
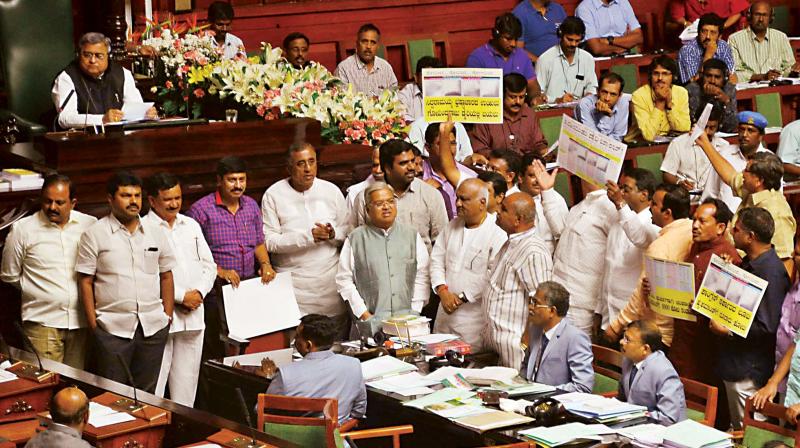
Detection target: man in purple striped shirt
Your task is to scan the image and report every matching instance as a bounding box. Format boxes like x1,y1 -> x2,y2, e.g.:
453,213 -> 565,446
186,156 -> 275,361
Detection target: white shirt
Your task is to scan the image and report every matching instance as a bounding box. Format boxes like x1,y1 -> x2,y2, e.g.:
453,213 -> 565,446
0,210 -> 96,329
346,175 -> 376,213
534,193 -> 567,256
600,205 -> 659,326
535,45 -> 598,103
336,226 -> 430,318
701,143 -> 770,212
52,67 -> 144,129
544,188 -> 617,311
75,214 -> 176,339
262,178 -> 350,316
398,83 -> 423,121
661,133 -> 730,191
142,211 -> 216,333
407,117 -> 474,163
218,33 -> 246,60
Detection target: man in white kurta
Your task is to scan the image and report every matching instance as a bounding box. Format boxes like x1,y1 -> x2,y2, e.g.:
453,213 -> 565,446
532,160 -> 617,335
144,174 -> 216,407
600,170 -> 660,327
431,179 -> 506,350
518,154 -> 568,256
262,144 -> 351,337
484,192 -> 552,369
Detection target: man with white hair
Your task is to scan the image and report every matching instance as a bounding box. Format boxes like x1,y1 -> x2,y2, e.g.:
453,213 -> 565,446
430,179 -> 506,349
337,182 -> 430,334
52,32 -> 156,129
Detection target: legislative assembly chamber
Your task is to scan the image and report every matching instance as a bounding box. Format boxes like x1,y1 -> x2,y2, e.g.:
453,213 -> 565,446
1,0 -> 800,446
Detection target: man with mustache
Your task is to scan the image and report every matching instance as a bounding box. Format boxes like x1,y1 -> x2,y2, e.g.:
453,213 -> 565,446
0,175 -> 96,369
469,73 -> 548,161
77,171 -> 176,392
282,32 -> 310,69
186,156 -> 276,362
533,17 -> 598,105
729,2 -> 799,82
350,139 -> 447,252
677,14 -> 737,85
625,55 -> 691,143
335,23 -> 397,97
262,143 -> 351,338
208,1 -> 245,60
337,182 -> 430,334
143,173 -> 216,407
686,59 -> 738,133
575,72 -> 630,141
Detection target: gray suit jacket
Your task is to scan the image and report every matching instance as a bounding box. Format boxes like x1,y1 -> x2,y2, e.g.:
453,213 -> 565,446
619,350 -> 687,425
520,319 -> 594,393
266,350 -> 367,424
24,423 -> 93,448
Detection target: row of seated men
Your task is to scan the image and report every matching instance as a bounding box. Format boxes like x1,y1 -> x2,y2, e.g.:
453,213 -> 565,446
5,102 -> 800,432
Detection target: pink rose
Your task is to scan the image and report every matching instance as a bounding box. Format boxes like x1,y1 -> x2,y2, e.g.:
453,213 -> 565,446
193,88 -> 205,98
165,80 -> 174,89
371,130 -> 382,140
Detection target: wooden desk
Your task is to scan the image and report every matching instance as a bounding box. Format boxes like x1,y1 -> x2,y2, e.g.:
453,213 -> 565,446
6,347 -> 298,448
0,418 -> 39,445
735,83 -> 800,125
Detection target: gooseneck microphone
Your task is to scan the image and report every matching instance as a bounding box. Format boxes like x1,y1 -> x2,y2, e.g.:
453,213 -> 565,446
235,387 -> 260,448
12,321 -> 45,375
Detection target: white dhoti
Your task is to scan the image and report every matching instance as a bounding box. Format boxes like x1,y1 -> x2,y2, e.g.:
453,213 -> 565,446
155,329 -> 204,407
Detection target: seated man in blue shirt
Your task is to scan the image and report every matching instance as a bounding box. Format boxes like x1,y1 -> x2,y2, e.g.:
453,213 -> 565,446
619,320 -> 687,425
677,13 -> 737,84
576,0 -> 643,56
575,72 -> 629,141
520,281 -> 594,392
466,13 -> 541,99
262,314 -> 366,424
512,0 -> 568,63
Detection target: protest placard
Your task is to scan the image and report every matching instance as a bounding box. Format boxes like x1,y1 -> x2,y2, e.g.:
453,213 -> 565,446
644,256 -> 696,321
422,68 -> 503,124
556,115 -> 628,187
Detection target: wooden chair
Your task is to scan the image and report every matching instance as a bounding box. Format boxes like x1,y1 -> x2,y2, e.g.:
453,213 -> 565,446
754,92 -> 783,128
591,344 -> 623,397
257,394 -> 413,448
680,377 -> 717,427
741,397 -> 799,447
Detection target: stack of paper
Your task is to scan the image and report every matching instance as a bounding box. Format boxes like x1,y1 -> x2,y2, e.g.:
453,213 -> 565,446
555,392 -> 647,422
360,356 -> 418,381
617,423 -> 667,448
424,366 -> 520,386
520,422 -> 607,447
86,402 -> 136,428
453,409 -> 533,432
382,315 -> 431,338
0,368 -> 17,384
402,387 -> 475,410
0,169 -> 43,192
367,371 -> 438,396
483,381 -> 556,397
662,419 -> 732,448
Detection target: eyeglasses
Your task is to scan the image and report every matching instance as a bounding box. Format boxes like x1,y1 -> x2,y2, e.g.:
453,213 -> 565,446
370,199 -> 396,209
81,51 -> 107,61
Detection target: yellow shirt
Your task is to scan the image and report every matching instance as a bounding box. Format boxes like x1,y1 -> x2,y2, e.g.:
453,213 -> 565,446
625,84 -> 691,143
731,172 -> 796,259
609,218 -> 694,346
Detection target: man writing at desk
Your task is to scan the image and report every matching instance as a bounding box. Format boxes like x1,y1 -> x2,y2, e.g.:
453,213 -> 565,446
258,314 -> 366,425
52,32 -> 156,129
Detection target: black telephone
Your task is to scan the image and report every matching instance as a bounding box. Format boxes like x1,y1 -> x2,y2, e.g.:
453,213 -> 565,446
524,396 -> 565,426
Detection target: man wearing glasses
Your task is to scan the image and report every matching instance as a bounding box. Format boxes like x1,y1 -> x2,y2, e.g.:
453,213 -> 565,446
52,32 -> 157,130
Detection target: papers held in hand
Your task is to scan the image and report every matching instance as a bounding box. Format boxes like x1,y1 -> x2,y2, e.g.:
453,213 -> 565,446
121,102 -> 155,122
222,273 -> 301,340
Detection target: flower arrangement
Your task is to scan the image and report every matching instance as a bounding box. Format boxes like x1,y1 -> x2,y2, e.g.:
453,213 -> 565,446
140,27 -> 406,146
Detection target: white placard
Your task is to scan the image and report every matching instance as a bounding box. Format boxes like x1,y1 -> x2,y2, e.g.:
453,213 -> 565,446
556,114 -> 628,187
222,273 -> 301,340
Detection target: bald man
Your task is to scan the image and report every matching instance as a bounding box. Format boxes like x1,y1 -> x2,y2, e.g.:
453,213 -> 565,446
431,179 -> 507,349
483,192 -> 553,368
26,387 -> 92,448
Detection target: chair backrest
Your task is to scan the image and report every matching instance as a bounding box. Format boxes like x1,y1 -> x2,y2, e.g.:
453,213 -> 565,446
680,377 -> 717,427
407,39 -> 435,78
257,394 -> 341,448
772,5 -> 790,34
742,397 -> 799,447
754,92 -> 782,128
591,344 -> 623,397
539,115 -> 563,147
0,0 -> 74,123
610,64 -> 639,95
634,152 -> 665,184
554,171 -> 574,207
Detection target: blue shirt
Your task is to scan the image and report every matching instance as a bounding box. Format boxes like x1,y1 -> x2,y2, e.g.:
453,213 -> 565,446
677,39 -> 736,84
778,119 -> 800,166
466,43 -> 536,80
575,93 -> 630,141
576,0 -> 641,40
513,1 -> 568,57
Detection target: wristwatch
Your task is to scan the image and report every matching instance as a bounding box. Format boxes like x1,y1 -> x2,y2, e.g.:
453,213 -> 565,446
606,36 -> 615,46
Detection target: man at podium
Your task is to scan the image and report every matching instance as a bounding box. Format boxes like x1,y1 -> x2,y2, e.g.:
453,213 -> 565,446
51,32 -> 156,129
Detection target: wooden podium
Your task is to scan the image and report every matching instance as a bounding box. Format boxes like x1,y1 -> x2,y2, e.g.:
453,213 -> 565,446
73,392 -> 170,448
0,367 -> 58,424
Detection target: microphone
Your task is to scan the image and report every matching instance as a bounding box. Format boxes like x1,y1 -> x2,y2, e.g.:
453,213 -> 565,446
234,387 -> 260,448
53,89 -> 75,131
113,352 -> 143,413
12,321 -> 46,376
